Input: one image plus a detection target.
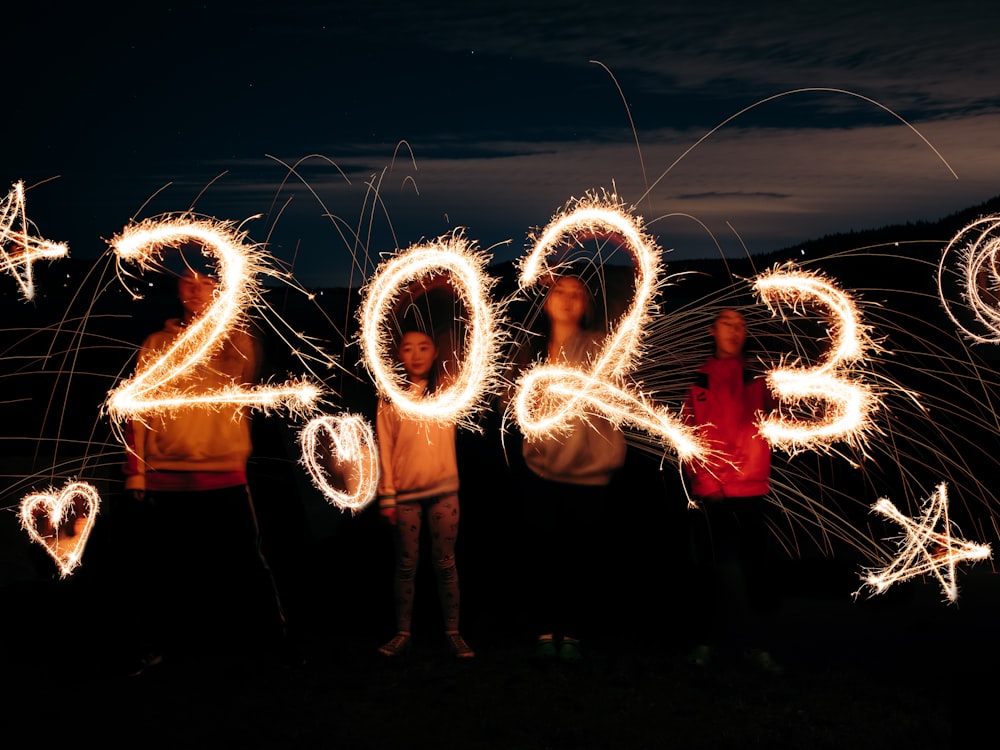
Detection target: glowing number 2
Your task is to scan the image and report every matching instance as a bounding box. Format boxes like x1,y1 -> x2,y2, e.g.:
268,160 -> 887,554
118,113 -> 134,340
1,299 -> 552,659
513,195 -> 704,461
105,216 -> 320,425
753,265 -> 878,453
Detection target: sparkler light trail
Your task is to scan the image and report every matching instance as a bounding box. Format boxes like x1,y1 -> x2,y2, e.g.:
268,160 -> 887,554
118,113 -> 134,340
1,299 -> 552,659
299,413 -> 379,513
358,231 -> 504,426
511,192 -> 705,461
104,215 -> 322,428
858,482 -> 991,603
937,214 -> 1000,344
0,181 -> 69,300
753,264 -> 881,455
19,480 -> 101,578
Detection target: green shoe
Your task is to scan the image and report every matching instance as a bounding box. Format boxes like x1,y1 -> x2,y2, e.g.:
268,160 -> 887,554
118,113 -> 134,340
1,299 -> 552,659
745,648 -> 784,675
558,637 -> 583,663
531,635 -> 557,662
687,644 -> 716,667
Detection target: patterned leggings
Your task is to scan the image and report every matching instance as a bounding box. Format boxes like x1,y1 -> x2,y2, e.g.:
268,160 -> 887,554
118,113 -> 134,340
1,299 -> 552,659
391,492 -> 461,633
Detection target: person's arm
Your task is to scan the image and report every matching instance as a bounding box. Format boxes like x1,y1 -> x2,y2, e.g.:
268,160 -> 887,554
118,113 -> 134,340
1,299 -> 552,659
121,338 -> 155,499
375,400 -> 398,524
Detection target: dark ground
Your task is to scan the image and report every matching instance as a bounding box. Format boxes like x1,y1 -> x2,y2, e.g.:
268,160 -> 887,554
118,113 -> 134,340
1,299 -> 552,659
0,420 -> 993,749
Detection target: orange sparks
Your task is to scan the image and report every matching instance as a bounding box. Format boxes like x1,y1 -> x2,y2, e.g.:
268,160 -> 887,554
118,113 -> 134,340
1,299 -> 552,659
0,181 -> 68,299
512,193 -> 705,461
19,481 -> 101,578
753,264 -> 880,454
299,414 -> 380,513
105,215 -> 321,428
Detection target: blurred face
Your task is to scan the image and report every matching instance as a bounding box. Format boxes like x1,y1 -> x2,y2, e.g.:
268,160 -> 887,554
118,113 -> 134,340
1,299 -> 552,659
177,271 -> 217,321
710,310 -> 747,359
398,331 -> 438,381
544,276 -> 589,328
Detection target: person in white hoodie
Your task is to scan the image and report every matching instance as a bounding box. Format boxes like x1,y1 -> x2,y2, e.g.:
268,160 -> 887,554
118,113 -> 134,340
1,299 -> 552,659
376,328 -> 473,659
516,274 -> 626,664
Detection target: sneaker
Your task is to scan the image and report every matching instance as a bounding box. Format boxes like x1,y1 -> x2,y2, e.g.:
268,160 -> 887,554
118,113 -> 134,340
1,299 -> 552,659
687,644 -> 716,667
558,637 -> 583,664
128,650 -> 164,677
745,648 -> 784,675
446,632 -> 475,659
378,632 -> 411,657
531,635 -> 557,663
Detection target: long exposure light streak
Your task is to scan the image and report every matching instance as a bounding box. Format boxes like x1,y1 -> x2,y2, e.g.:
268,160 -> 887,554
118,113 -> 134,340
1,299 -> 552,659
0,181 -> 69,300
19,481 -> 101,578
512,193 -> 705,461
299,414 -> 379,513
104,215 -> 321,427
358,231 -> 504,426
753,264 -> 880,454
937,214 -> 1000,344
858,482 -> 991,603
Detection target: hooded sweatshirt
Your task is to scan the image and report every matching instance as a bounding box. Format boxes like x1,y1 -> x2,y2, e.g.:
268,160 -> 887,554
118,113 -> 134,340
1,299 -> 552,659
123,319 -> 257,492
520,330 -> 627,487
683,356 -> 773,499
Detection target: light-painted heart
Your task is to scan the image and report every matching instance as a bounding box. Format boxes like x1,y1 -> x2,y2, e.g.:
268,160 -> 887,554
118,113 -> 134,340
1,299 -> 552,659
299,414 -> 379,513
20,481 -> 101,578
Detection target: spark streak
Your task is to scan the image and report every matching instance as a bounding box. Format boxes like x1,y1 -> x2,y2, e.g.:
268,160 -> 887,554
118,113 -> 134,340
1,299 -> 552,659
937,214 -> 1000,344
358,231 -> 503,425
299,414 -> 379,513
0,181 -> 68,299
104,215 -> 321,426
19,481 -> 101,578
753,264 -> 880,454
513,193 -> 705,461
858,482 -> 991,603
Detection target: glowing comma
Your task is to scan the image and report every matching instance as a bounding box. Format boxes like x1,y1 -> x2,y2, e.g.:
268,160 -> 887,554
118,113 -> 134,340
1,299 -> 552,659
299,414 -> 380,513
513,193 -> 705,461
753,264 -> 879,454
20,481 -> 101,578
104,215 -> 321,427
857,482 -> 991,603
0,181 -> 68,300
358,231 -> 504,425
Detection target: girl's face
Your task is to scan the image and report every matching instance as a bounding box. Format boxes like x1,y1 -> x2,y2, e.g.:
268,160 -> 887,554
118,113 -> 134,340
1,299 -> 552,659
398,331 -> 438,381
544,276 -> 589,328
178,270 -> 217,321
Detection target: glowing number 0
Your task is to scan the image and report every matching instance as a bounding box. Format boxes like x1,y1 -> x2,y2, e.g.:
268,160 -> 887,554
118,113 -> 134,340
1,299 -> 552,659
513,195 -> 704,461
358,233 -> 502,424
105,216 -> 320,425
753,265 -> 878,452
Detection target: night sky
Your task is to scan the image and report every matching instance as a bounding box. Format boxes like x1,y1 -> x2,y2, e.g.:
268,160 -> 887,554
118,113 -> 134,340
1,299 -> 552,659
6,0 -> 1000,287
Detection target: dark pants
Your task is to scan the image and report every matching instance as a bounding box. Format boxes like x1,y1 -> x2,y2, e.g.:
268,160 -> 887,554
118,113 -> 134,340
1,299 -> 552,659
523,472 -> 608,641
115,485 -> 288,667
687,496 -> 779,654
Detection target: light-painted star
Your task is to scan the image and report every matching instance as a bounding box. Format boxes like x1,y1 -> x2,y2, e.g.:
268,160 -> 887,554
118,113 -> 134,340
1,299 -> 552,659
858,482 -> 991,603
0,181 -> 68,299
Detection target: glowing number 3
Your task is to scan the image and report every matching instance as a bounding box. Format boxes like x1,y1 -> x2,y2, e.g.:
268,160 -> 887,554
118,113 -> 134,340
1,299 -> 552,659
753,265 -> 878,453
358,233 -> 502,424
105,216 -> 319,425
513,196 -> 704,461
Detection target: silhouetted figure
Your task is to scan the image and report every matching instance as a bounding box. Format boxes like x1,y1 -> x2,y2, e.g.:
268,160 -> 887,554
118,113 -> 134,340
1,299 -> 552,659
120,265 -> 291,674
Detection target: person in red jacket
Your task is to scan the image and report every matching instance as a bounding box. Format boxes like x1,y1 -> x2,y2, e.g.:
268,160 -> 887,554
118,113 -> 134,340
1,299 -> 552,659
682,308 -> 783,674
